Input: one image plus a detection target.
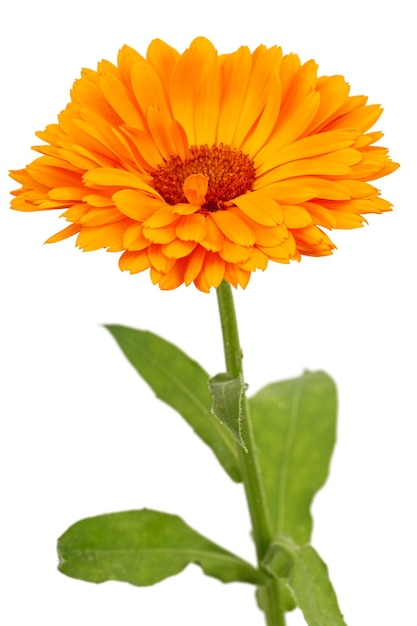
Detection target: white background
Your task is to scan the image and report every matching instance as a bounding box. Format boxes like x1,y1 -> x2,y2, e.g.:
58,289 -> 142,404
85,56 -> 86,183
1,1 -> 415,624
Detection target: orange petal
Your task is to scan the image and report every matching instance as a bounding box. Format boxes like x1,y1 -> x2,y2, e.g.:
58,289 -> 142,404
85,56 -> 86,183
162,239 -> 197,259
158,260 -> 187,290
264,177 -> 352,203
98,64 -> 146,129
183,174 -> 208,206
234,192 -> 283,226
75,221 -> 128,251
224,263 -> 251,289
173,203 -> 201,216
148,244 -> 175,272
119,249 -> 150,273
217,46 -> 252,145
175,213 -> 207,241
48,186 -> 86,201
184,246 -> 206,285
130,54 -> 171,121
143,223 -> 177,244
251,223 -> 288,247
170,37 -> 219,146
83,193 -> 114,207
239,247 -> 269,271
199,214 -> 225,252
146,39 -> 180,93
200,252 -> 225,290
45,223 -> 81,243
113,189 -> 164,221
80,207 -> 124,226
282,205 -> 313,229
123,223 -> 150,251
84,168 -> 160,195
219,239 -> 252,263
211,210 -> 255,246
144,207 -> 177,228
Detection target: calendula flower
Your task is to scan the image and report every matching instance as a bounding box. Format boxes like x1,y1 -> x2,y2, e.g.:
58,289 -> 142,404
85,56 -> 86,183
10,37 -> 398,292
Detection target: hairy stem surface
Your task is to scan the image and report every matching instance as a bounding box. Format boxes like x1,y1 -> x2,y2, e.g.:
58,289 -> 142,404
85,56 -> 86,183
216,281 -> 286,626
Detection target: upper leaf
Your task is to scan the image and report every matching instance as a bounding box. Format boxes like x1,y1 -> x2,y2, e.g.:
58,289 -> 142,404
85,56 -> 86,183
209,373 -> 248,451
58,509 -> 263,586
105,325 -> 241,482
249,371 -> 337,543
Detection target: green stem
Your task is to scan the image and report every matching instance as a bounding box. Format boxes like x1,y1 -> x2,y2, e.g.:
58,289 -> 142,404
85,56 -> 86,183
258,579 -> 287,626
216,280 -> 286,626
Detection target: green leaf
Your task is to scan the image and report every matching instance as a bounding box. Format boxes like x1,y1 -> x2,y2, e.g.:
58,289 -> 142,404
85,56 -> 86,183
290,546 -> 347,626
105,325 -> 241,482
264,538 -> 347,626
58,509 -> 263,587
209,373 -> 248,451
249,371 -> 337,543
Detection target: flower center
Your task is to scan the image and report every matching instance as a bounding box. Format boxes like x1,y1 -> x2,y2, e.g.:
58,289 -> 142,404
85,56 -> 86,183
151,144 -> 256,212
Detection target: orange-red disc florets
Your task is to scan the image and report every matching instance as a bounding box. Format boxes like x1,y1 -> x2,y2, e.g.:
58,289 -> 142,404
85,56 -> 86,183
152,144 -> 256,212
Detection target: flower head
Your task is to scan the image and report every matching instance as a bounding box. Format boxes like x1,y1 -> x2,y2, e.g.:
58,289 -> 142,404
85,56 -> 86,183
10,37 -> 398,291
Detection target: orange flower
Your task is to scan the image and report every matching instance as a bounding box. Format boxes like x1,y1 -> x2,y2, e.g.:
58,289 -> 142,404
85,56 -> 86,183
10,37 -> 398,291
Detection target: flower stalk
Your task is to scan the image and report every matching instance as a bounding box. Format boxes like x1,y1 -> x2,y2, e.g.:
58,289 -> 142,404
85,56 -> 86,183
216,280 -> 286,626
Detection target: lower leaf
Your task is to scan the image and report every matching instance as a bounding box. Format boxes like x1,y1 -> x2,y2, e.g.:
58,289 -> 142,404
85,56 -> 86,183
58,509 -> 264,587
289,545 -> 347,626
263,536 -> 347,626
